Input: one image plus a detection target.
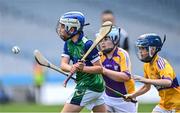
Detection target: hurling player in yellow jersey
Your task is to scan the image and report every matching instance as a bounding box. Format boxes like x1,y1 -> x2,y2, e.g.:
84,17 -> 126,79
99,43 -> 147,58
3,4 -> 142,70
126,33 -> 180,112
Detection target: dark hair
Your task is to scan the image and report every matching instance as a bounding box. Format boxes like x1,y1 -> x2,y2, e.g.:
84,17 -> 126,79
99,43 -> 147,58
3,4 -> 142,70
102,10 -> 114,15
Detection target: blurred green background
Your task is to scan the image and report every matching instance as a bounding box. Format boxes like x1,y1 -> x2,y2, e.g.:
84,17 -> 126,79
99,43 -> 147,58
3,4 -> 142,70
0,103 -> 156,112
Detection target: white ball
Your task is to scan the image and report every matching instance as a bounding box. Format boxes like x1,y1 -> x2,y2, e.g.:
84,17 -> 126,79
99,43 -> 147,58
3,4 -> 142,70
12,46 -> 20,54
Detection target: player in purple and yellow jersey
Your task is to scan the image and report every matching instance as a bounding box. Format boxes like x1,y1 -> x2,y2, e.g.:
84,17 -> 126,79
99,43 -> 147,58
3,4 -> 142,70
126,33 -> 180,112
98,26 -> 137,112
56,11 -> 107,113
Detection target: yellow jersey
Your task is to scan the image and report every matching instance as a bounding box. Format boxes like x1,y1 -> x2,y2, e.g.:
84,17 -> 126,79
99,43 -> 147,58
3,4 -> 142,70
100,47 -> 135,97
144,55 -> 180,111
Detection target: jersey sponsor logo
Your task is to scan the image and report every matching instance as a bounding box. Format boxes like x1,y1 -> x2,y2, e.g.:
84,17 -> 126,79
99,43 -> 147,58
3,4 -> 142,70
105,64 -> 119,71
114,65 -> 119,71
105,64 -> 112,68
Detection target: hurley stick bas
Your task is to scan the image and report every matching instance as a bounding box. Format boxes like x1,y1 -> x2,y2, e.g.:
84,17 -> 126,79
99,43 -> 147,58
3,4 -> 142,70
34,50 -> 70,76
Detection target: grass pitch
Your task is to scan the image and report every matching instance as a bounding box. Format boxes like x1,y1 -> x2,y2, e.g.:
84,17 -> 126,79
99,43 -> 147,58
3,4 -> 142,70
0,103 -> 156,112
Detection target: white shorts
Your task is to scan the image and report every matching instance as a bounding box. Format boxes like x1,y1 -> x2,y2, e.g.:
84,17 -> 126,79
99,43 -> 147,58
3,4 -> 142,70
66,88 -> 105,110
153,105 -> 176,113
103,93 -> 138,113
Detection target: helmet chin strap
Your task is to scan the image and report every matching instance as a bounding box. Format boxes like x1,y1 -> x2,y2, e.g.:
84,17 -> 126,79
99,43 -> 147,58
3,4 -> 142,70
162,34 -> 166,47
141,56 -> 152,63
60,34 -> 71,41
64,29 -> 82,41
102,48 -> 113,54
102,45 -> 115,54
141,48 -> 160,63
59,29 -> 73,41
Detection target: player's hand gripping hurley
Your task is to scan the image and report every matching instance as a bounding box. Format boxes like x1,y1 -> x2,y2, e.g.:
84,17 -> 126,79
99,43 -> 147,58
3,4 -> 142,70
63,21 -> 113,87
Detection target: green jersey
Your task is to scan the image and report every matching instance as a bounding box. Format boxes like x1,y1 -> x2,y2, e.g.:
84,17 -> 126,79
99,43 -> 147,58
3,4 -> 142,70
62,34 -> 104,92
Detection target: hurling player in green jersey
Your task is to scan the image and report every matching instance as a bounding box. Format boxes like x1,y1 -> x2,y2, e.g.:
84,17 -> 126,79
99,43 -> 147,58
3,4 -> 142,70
56,11 -> 107,113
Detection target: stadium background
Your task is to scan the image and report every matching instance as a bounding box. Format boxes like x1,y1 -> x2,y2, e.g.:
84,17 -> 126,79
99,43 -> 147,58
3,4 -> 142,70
0,0 -> 179,112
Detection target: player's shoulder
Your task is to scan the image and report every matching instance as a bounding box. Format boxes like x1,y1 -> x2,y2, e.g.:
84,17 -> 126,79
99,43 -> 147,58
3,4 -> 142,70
155,56 -> 166,70
117,47 -> 129,57
117,47 -> 128,54
82,36 -> 90,43
84,38 -> 93,47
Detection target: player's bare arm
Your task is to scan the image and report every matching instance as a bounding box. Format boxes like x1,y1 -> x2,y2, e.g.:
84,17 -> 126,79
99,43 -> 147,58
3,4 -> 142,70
81,60 -> 103,74
61,58 -> 84,74
132,84 -> 151,98
142,78 -> 172,87
103,67 -> 130,82
133,75 -> 172,87
125,84 -> 151,102
60,56 -> 71,72
148,78 -> 172,87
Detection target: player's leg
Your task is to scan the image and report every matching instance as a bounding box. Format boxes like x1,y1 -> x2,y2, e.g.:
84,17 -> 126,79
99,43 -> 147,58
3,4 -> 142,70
63,88 -> 106,112
77,89 -> 107,112
92,104 -> 107,113
152,105 -> 175,113
61,88 -> 86,113
105,105 -> 116,113
61,103 -> 83,113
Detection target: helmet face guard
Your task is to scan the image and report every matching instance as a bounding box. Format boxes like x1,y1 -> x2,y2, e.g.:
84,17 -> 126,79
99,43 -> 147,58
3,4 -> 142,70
98,26 -> 121,54
135,33 -> 165,63
59,18 -> 81,35
56,11 -> 85,41
136,44 -> 156,63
